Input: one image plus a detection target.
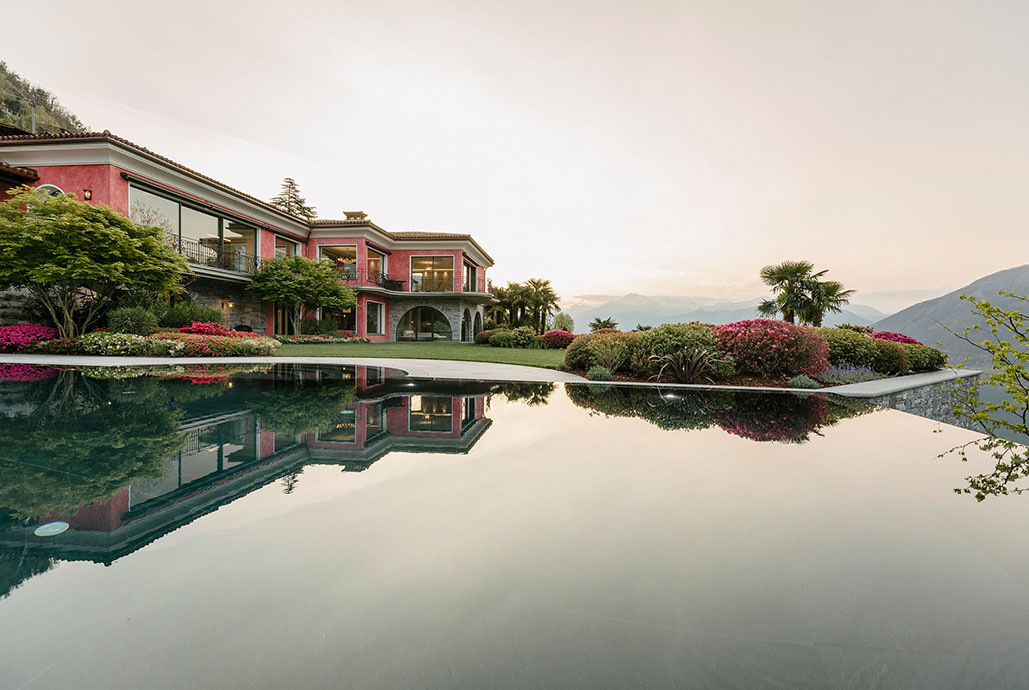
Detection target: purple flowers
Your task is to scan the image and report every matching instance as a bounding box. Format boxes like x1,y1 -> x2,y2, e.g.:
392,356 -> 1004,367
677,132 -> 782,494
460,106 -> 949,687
816,364 -> 883,385
0,324 -> 58,352
870,331 -> 922,345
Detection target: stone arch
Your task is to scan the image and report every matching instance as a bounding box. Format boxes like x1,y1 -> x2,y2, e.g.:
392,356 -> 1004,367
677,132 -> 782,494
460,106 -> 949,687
395,306 -> 453,342
473,311 -> 483,336
461,308 -> 471,341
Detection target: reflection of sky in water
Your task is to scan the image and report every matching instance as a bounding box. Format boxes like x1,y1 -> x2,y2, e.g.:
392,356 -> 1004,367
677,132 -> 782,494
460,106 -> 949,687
1,373 -> 1028,689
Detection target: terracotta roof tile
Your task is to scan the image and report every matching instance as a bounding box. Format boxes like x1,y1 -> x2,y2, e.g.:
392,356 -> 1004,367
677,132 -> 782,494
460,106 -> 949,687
0,160 -> 39,182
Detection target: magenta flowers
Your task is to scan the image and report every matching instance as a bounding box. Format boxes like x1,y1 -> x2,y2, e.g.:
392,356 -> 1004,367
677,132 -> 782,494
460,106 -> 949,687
870,331 -> 922,345
715,319 -> 829,378
0,324 -> 58,352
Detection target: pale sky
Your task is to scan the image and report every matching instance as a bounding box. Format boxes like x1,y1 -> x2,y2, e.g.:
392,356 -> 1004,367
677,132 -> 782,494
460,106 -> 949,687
5,0 -> 1028,310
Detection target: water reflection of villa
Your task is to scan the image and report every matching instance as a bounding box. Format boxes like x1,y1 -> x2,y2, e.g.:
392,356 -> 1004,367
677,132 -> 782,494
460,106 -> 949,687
0,365 -> 493,567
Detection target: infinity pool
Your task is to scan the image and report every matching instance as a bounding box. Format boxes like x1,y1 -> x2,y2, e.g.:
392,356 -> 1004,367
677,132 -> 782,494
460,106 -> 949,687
1,363 -> 1026,689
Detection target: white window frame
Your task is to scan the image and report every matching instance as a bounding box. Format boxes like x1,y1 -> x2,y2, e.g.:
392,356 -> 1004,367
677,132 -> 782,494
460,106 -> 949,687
365,300 -> 385,335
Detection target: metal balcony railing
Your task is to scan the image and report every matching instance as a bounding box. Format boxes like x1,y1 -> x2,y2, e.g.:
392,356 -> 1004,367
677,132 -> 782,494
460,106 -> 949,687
335,267 -> 407,292
165,233 -> 261,274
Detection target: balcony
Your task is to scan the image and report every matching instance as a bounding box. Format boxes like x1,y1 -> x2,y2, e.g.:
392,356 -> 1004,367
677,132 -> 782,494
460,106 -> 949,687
165,232 -> 260,275
335,267 -> 407,292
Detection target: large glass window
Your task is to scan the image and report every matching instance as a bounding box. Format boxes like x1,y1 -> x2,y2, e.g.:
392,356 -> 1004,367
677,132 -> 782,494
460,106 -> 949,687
365,402 -> 386,442
367,249 -> 385,283
463,262 -> 477,292
411,256 -> 454,292
180,207 -> 220,250
322,245 -> 358,279
129,186 -> 179,235
409,396 -> 454,432
275,237 -> 297,258
223,222 -> 256,271
318,410 -> 357,442
366,301 -> 384,335
395,307 -> 452,342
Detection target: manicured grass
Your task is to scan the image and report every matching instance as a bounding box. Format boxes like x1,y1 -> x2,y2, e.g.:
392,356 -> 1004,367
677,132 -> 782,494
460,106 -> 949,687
275,342 -> 567,369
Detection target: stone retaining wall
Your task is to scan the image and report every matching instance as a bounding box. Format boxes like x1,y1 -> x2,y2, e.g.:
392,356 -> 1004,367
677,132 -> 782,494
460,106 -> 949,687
867,377 -> 979,430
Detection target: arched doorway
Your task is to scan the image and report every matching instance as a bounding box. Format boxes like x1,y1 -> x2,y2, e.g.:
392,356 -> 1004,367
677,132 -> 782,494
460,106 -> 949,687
396,306 -> 453,341
461,309 -> 471,341
473,311 -> 482,336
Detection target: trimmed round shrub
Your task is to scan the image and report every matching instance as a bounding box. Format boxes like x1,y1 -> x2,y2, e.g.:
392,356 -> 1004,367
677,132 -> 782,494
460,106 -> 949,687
787,374 -> 820,389
564,331 -> 646,374
0,324 -> 57,352
474,329 -> 493,345
870,338 -> 910,374
586,365 -> 612,381
542,329 -> 575,349
108,307 -> 159,335
639,322 -> 717,356
814,327 -> 877,367
487,328 -> 515,347
180,321 -> 233,336
871,331 -> 922,345
160,302 -> 225,328
714,319 -> 829,378
904,343 -> 946,371
488,326 -> 537,348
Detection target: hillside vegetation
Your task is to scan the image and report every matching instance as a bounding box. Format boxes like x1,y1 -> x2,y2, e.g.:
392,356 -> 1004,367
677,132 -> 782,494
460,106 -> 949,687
0,61 -> 86,134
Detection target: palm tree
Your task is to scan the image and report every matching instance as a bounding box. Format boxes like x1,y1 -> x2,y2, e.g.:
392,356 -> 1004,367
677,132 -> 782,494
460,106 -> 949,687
525,278 -> 560,334
486,282 -> 508,328
589,317 -> 618,332
757,260 -> 815,323
801,279 -> 855,327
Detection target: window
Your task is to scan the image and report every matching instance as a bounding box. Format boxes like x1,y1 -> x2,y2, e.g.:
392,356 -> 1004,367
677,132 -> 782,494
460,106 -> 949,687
129,186 -> 179,234
318,410 -> 357,442
180,207 -> 220,249
321,245 -> 358,279
463,262 -> 477,292
365,366 -> 384,387
411,256 -> 454,292
274,237 -> 298,258
365,402 -> 386,442
409,396 -> 454,432
366,301 -> 384,335
223,222 -> 256,271
395,307 -> 452,341
367,249 -> 386,283
36,184 -> 65,196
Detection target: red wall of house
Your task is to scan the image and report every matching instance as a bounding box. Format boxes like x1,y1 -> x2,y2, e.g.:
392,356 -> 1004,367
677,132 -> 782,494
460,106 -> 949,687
356,292 -> 389,341
31,164 -> 130,212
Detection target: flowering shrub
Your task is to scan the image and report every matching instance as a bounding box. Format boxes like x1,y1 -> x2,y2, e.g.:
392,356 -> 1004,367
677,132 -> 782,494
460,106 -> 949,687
273,334 -> 367,344
542,329 -> 575,348
79,331 -> 150,355
25,337 -> 80,354
715,319 -> 829,378
180,321 -> 232,336
0,324 -> 57,352
716,393 -> 829,443
148,332 -> 280,356
488,327 -> 538,348
816,364 -> 883,385
0,363 -> 59,381
870,331 -> 922,345
474,329 -> 493,345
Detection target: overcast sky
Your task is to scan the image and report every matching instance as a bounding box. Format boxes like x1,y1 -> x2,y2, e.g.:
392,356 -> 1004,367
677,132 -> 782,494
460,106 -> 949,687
5,0 -> 1028,311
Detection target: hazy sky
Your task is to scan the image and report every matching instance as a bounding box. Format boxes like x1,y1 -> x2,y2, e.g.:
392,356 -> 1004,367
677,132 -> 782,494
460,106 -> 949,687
5,0 -> 1028,310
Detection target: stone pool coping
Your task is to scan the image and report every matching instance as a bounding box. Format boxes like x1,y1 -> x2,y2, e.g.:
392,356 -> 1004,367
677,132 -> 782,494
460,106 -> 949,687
0,355 -> 981,396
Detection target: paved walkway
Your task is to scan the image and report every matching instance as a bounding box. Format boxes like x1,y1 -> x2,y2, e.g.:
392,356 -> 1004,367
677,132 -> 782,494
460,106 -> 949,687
0,354 -> 587,384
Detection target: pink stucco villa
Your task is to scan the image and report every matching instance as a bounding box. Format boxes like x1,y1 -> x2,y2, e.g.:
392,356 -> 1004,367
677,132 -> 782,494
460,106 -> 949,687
0,128 -> 494,340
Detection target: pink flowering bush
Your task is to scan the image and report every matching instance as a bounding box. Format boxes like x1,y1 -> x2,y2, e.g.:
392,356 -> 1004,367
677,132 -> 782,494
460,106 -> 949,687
715,319 -> 829,378
0,324 -> 58,352
870,331 -> 922,345
717,393 -> 829,443
148,332 -> 279,356
179,321 -> 261,338
542,329 -> 575,349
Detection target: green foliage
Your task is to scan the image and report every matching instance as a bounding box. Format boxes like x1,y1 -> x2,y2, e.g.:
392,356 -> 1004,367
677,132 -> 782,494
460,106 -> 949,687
269,177 -> 317,219
487,326 -> 537,348
586,365 -> 612,381
787,375 -> 820,389
78,331 -> 150,355
565,331 -> 641,373
589,317 -> 618,332
488,279 -> 560,334
160,301 -> 225,327
0,61 -> 87,134
248,256 -> 356,335
493,382 -> 556,406
590,338 -> 628,371
550,312 -> 575,333
248,380 -> 356,436
814,327 -> 878,366
870,338 -> 910,374
0,187 -> 187,336
838,323 -> 873,334
903,343 -> 946,371
757,260 -> 854,326
300,317 -> 335,335
650,348 -> 729,384
640,323 -> 717,358
107,306 -> 159,335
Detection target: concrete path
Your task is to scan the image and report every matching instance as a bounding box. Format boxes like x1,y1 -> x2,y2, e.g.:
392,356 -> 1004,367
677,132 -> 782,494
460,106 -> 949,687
0,354 -> 587,384
827,368 -> 981,398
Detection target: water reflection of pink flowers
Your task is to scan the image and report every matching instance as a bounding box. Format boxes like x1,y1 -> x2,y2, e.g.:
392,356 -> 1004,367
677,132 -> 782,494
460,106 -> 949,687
0,363 -> 59,382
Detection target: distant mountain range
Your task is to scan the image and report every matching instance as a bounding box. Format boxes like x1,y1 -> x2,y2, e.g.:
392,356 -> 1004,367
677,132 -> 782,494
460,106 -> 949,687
559,293 -> 888,331
873,264 -> 1029,366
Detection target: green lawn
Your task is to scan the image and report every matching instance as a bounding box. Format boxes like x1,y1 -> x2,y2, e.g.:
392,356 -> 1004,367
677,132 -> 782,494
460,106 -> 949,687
275,342 -> 568,369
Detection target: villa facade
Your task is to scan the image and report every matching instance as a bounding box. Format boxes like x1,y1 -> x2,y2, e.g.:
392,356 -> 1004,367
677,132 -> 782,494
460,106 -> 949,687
0,130 -> 494,340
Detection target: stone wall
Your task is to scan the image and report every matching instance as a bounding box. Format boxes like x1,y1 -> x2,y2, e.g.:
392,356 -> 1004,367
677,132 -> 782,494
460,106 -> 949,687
867,376 -> 980,431
0,288 -> 32,325
387,297 -> 485,342
186,278 -> 266,330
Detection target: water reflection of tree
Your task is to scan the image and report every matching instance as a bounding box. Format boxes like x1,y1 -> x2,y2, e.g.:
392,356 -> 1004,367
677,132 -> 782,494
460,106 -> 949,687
493,382 -> 556,407
0,370 -> 188,520
248,378 -> 357,435
566,385 -> 874,443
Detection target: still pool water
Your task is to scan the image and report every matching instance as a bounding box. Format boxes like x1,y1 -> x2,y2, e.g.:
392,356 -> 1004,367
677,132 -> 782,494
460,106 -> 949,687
1,363 -> 1027,689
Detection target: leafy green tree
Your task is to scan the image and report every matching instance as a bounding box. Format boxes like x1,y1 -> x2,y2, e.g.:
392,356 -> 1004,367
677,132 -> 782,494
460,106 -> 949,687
940,291 -> 1029,500
269,177 -> 317,219
0,186 -> 187,336
248,256 -> 356,335
551,311 -> 575,332
589,316 -> 618,332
